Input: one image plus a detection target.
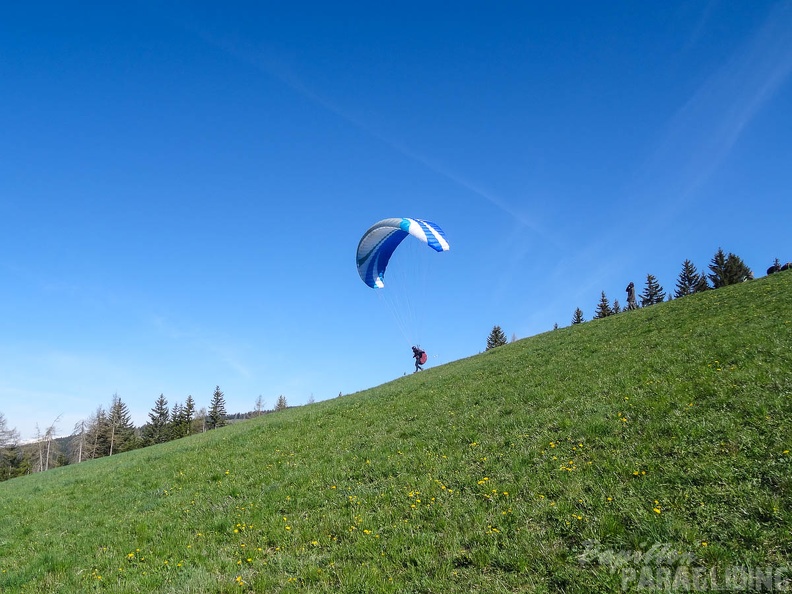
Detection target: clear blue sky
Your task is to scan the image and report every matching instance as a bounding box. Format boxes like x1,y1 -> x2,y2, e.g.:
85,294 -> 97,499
2,2 -> 791,441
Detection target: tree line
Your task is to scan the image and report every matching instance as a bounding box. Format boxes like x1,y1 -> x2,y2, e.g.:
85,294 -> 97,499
484,248 -> 780,350
571,247 -> 756,324
0,386 -> 291,482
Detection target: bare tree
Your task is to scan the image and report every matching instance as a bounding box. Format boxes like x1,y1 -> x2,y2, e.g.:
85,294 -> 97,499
71,420 -> 86,464
254,395 -> 265,416
43,415 -> 62,471
0,412 -> 20,448
85,406 -> 108,460
34,424 -> 44,472
195,407 -> 207,433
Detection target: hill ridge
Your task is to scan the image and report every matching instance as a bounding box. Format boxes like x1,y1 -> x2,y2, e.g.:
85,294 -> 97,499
1,273 -> 790,593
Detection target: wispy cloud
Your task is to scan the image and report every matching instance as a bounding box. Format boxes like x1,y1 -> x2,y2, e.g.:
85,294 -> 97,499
568,1 -> 792,289
642,2 -> 792,208
177,18 -> 549,238
148,314 -> 253,379
175,17 -> 569,315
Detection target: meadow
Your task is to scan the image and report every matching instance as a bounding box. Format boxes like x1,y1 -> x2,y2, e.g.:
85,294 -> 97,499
0,272 -> 790,593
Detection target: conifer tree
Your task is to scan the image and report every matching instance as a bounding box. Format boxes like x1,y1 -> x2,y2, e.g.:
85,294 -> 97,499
612,299 -> 622,314
170,402 -> 184,440
571,308 -> 585,324
640,274 -> 666,306
694,274 -> 709,293
708,248 -> 728,288
594,291 -> 613,319
675,259 -> 705,298
207,386 -> 227,430
107,393 -> 135,455
724,252 -> 752,284
275,395 -> 288,411
144,394 -> 170,445
182,396 -> 196,436
486,325 -> 508,350
708,248 -> 752,287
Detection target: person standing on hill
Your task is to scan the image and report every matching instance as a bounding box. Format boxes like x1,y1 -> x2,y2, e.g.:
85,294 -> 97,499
412,346 -> 426,372
626,282 -> 638,310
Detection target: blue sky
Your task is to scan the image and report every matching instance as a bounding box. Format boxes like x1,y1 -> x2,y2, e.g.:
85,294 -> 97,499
2,2 -> 791,441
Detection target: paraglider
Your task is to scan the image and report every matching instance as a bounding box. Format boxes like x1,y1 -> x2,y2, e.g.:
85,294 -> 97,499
412,346 -> 427,372
356,218 -> 450,289
356,218 -> 450,370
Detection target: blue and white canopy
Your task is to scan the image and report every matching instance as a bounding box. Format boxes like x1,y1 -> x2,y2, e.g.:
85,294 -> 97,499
356,218 -> 450,288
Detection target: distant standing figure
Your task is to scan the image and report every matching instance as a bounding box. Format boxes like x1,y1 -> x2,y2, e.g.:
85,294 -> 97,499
626,282 -> 638,310
412,346 -> 426,373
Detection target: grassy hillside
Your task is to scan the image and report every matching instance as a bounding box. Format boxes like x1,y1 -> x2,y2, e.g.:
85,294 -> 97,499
1,273 -> 790,593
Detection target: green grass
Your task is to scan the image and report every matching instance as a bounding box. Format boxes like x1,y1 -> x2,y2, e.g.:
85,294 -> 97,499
1,273 -> 791,593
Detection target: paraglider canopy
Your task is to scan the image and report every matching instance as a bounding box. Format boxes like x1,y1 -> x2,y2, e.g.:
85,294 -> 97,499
356,218 -> 450,289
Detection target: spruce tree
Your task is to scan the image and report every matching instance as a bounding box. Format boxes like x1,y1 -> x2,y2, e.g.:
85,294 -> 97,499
675,259 -> 704,298
708,248 -> 728,288
275,395 -> 288,411
183,396 -> 196,435
709,248 -> 752,287
207,386 -> 227,430
486,325 -> 508,350
640,274 -> 666,306
724,252 -> 752,284
107,393 -> 135,455
695,272 -> 710,293
170,402 -> 184,440
144,394 -> 170,445
594,291 -> 613,319
571,308 -> 585,324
